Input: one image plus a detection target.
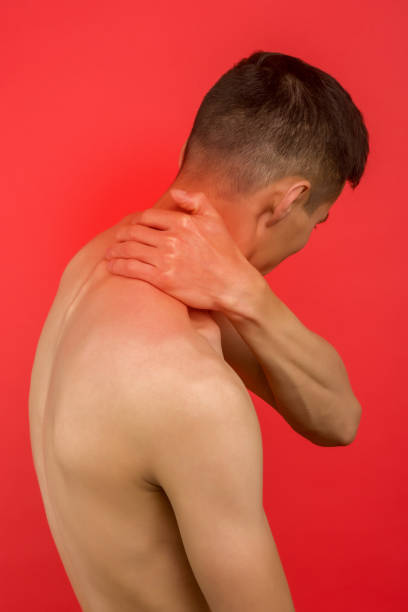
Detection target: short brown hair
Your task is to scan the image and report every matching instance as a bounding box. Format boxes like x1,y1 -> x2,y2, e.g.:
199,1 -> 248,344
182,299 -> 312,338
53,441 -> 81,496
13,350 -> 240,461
178,51 -> 370,214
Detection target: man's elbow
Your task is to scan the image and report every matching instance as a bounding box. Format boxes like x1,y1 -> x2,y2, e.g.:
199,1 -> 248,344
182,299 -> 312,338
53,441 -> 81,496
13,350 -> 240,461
336,399 -> 362,446
306,399 -> 362,447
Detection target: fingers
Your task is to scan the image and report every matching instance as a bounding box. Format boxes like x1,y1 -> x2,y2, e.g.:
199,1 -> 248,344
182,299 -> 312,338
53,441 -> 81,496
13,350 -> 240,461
115,223 -> 161,246
106,257 -> 156,282
170,189 -> 220,218
129,207 -> 192,230
106,240 -> 158,265
169,189 -> 198,212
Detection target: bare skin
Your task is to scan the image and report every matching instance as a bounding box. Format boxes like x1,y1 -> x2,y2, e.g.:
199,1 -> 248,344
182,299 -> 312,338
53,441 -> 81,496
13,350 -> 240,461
29,214 -> 295,611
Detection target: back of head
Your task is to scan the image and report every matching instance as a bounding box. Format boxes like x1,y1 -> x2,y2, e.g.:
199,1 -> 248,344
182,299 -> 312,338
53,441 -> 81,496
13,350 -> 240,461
178,51 -> 370,213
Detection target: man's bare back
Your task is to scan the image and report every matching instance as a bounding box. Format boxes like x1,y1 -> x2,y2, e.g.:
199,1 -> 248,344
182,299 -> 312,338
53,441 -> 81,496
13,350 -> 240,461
29,216 -> 295,611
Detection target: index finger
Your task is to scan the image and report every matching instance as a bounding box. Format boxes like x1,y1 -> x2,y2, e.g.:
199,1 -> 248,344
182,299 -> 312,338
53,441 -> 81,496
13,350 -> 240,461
129,207 -> 190,230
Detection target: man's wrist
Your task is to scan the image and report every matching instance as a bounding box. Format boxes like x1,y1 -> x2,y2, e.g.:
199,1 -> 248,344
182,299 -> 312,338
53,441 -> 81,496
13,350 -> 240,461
216,265 -> 270,324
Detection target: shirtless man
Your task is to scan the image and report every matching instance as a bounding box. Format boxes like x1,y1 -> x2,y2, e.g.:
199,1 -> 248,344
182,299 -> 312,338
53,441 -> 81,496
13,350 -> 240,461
29,51 -> 368,611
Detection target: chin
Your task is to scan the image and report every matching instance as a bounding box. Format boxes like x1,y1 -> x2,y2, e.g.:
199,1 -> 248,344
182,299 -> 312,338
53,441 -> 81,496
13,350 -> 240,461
263,259 -> 282,274
260,264 -> 273,276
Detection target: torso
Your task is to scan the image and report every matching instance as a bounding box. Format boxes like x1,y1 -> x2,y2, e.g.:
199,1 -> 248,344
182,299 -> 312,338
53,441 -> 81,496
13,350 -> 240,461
28,216 -> 240,612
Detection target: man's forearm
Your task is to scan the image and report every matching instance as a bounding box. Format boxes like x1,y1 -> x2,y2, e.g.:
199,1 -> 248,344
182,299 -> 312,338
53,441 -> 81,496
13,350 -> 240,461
218,275 -> 362,446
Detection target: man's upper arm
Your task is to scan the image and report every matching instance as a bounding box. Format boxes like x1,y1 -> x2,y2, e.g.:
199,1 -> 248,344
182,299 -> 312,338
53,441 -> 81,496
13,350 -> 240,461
211,310 -> 277,408
145,365 -> 295,612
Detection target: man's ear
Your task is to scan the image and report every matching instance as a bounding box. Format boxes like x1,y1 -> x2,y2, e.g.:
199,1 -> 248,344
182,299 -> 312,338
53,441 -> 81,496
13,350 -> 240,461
178,140 -> 187,169
273,181 -> 311,221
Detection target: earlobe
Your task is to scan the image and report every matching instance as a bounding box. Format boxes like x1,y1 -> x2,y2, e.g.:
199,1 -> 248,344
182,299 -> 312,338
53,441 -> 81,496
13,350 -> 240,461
271,198 -> 293,222
282,204 -> 292,218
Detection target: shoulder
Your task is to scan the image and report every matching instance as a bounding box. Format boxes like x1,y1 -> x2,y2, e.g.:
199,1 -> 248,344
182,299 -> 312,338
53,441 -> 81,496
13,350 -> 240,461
115,318 -> 255,434
60,213 -> 135,287
139,346 -> 262,491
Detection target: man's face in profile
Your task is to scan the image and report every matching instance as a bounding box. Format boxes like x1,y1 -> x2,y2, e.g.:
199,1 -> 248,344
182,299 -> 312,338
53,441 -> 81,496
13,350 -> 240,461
256,199 -> 334,275
175,142 -> 336,276
215,187 -> 335,276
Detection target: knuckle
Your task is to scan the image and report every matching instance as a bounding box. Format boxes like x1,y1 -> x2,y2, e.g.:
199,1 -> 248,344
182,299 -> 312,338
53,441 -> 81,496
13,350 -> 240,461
163,249 -> 178,265
178,214 -> 192,229
109,258 -> 121,271
164,234 -> 178,252
159,264 -> 174,281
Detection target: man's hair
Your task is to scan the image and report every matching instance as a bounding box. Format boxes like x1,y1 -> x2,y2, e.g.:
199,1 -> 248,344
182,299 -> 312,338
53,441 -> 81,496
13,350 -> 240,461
178,51 -> 370,214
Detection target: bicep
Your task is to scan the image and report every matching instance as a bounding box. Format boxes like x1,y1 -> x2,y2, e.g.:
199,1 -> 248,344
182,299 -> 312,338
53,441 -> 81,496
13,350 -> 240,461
211,311 -> 277,408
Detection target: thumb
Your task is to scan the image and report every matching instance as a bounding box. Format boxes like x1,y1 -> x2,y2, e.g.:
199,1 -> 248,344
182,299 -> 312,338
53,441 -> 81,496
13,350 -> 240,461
170,188 -> 220,218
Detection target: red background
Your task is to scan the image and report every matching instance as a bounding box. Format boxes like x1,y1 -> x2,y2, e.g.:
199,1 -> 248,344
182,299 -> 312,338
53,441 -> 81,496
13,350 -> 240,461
1,1 -> 407,610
